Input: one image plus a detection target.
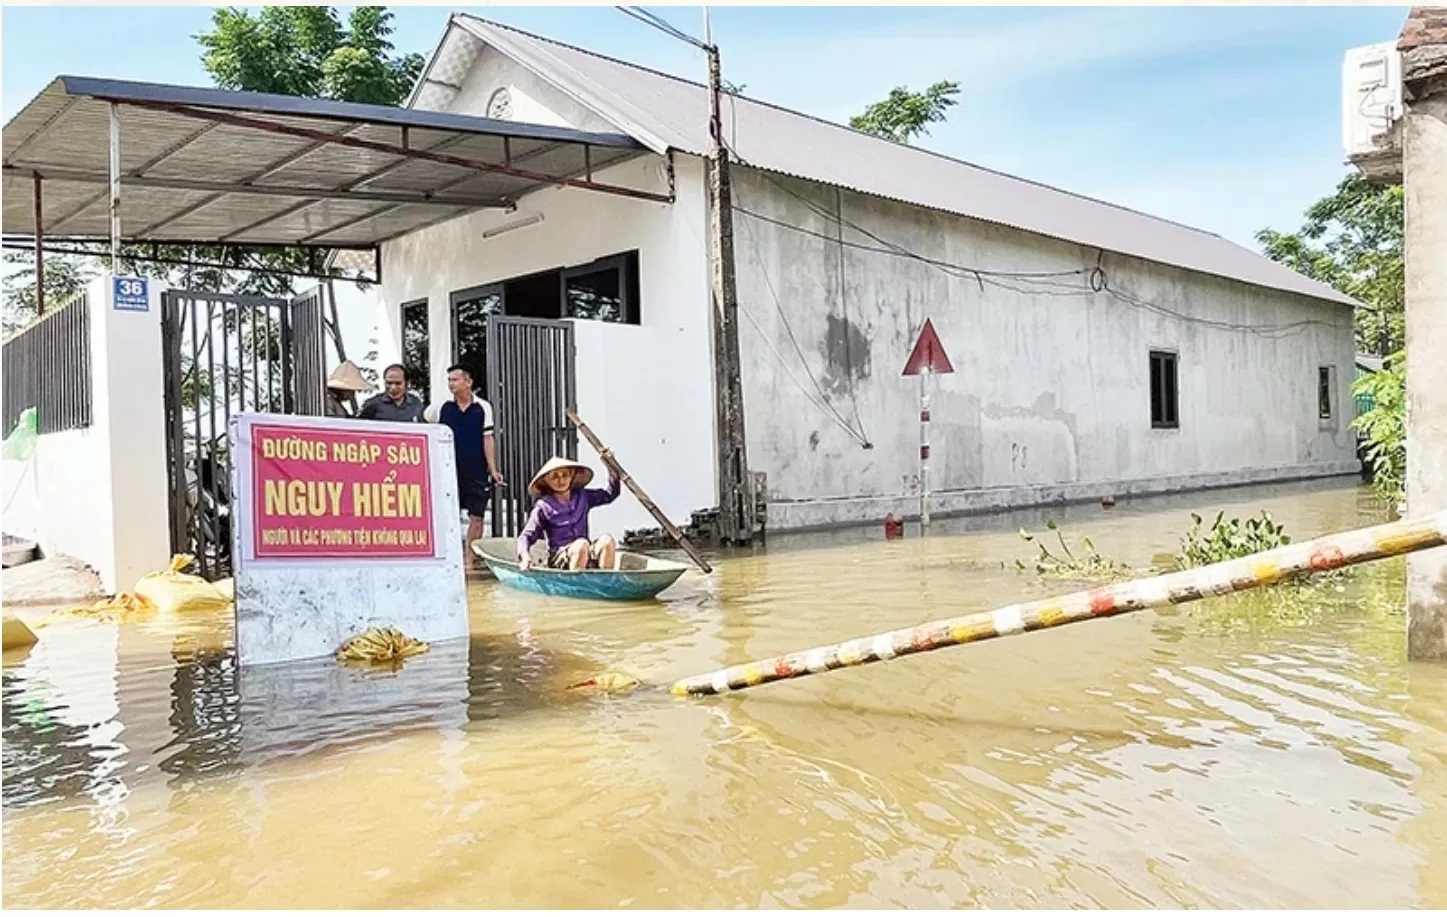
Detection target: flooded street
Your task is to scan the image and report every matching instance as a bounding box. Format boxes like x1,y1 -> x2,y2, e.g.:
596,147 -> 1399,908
7,479 -> 1447,908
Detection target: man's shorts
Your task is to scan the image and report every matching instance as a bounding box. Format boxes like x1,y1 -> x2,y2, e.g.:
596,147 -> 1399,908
458,477 -> 491,519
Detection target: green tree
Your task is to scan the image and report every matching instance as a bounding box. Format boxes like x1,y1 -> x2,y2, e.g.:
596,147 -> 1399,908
1256,173 -> 1404,356
849,80 -> 960,145
197,6 -> 423,105
2,251 -> 95,336
1353,352 -> 1406,507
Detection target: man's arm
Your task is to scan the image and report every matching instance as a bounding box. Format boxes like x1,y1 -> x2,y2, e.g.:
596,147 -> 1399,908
482,400 -> 504,483
484,433 -> 503,483
356,394 -> 380,420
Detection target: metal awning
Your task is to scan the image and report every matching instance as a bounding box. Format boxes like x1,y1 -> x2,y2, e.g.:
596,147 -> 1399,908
2,76 -> 665,252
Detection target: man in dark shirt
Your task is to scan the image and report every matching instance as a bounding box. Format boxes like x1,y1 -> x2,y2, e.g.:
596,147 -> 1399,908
358,364 -> 425,423
435,364 -> 504,558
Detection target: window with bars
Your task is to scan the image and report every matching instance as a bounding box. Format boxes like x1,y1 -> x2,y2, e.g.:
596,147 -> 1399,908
1150,350 -> 1179,429
1319,365 -> 1337,421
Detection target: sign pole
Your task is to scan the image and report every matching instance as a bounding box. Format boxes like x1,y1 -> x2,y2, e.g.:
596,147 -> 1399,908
902,318 -> 953,532
920,371 -> 930,528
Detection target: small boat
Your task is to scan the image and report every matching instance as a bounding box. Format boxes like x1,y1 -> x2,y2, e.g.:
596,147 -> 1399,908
470,538 -> 688,601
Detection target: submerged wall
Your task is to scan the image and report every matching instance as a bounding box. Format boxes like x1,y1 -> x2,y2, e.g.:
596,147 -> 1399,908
731,168 -> 1360,530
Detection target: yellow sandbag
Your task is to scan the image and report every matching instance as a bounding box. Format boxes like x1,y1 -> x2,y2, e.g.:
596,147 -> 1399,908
55,592 -> 155,622
3,614 -> 38,651
132,554 -> 232,615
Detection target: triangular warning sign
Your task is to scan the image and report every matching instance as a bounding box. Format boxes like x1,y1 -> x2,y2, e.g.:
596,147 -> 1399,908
902,319 -> 954,376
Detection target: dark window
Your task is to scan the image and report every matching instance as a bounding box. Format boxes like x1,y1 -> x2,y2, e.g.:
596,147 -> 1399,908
1150,350 -> 1179,429
400,299 -> 430,403
1318,366 -> 1334,419
563,252 -> 639,324
447,251 -> 641,400
450,284 -> 502,398
505,269 -> 564,320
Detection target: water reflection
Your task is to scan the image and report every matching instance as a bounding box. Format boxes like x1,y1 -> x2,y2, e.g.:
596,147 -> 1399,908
6,479 -> 1447,908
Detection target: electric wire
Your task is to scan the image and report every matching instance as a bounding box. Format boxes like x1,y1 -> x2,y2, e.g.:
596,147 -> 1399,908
614,7 -> 711,51
725,144 -> 1344,340
735,203 -> 873,447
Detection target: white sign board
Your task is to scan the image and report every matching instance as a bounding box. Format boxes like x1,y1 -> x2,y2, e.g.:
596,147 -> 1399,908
229,412 -> 468,667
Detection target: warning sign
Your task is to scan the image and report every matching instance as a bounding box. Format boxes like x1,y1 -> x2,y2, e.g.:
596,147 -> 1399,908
902,319 -> 954,376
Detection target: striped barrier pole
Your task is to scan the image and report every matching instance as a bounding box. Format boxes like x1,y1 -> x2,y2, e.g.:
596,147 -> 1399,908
670,510 -> 1447,697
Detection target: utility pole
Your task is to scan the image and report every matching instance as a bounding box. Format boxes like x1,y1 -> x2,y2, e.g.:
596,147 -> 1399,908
704,28 -> 754,546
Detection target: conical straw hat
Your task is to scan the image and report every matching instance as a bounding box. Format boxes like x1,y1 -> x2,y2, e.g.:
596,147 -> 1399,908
529,456 -> 594,498
326,360 -> 375,392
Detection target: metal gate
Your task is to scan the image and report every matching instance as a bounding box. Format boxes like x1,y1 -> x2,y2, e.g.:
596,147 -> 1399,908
161,289 -> 326,580
485,315 -> 577,537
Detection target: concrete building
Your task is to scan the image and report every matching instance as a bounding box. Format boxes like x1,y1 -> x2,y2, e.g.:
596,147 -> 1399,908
375,14 -> 1360,536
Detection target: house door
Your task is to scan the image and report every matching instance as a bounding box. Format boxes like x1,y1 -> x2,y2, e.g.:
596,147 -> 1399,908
161,288 -> 327,580
484,314 -> 577,537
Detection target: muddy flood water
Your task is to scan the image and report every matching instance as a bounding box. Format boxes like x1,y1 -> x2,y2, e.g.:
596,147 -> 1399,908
6,478 -> 1447,908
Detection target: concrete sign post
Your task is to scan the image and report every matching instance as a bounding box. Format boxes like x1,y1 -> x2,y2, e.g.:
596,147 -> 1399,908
229,412 -> 468,667
902,319 -> 954,529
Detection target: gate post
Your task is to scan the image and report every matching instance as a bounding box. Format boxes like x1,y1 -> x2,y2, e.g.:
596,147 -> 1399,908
88,272 -> 171,591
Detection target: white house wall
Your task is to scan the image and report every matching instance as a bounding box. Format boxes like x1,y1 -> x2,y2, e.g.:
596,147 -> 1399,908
732,169 -> 1360,529
440,44 -> 619,135
378,155 -> 716,535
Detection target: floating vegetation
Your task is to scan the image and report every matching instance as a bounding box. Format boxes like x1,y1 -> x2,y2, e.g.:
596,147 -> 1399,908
336,627 -> 430,667
1178,510 -> 1292,567
1016,519 -> 1133,582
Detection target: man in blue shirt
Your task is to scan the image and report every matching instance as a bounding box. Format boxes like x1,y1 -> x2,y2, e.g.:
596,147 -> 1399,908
434,364 -> 505,556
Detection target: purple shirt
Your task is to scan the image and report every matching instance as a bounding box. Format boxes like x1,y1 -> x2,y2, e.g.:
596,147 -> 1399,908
516,476 -> 622,557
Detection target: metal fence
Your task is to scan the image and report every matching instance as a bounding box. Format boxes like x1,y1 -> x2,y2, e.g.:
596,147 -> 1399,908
485,315 -> 577,537
161,289 -> 327,580
2,292 -> 92,436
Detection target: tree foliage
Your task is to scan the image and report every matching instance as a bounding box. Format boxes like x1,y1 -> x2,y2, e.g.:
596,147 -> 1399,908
1256,173 -> 1404,356
849,80 -> 960,145
2,251 -> 95,337
196,6 -> 423,105
1353,351 -> 1406,507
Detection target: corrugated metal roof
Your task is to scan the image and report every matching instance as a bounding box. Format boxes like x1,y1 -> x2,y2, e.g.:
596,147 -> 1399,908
2,75 -> 655,250
454,14 -> 1358,308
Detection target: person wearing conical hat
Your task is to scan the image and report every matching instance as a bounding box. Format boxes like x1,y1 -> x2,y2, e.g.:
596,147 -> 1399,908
324,361 -> 375,417
515,454 -> 621,571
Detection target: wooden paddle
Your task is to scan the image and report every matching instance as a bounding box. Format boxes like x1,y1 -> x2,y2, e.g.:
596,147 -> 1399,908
567,409 -> 713,574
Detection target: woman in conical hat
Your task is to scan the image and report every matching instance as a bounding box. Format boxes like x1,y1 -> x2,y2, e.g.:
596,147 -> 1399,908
516,454 -> 622,571
324,361 -> 375,417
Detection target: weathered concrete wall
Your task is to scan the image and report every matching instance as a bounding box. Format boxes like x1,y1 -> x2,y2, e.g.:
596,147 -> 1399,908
732,169 -> 1360,529
1404,92 -> 1447,659
376,156 -> 716,533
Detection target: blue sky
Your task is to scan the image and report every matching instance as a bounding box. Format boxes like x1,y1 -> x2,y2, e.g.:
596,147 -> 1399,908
1,4 -> 1409,250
